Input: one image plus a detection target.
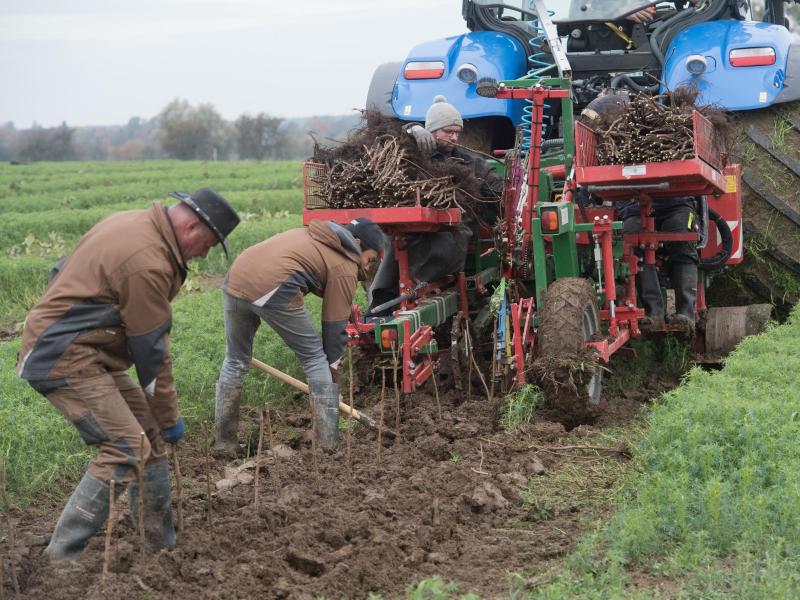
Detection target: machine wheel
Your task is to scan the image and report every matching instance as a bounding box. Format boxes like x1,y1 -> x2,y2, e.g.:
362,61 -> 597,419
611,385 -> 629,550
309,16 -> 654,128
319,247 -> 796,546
366,62 -> 402,116
534,278 -> 603,426
709,105 -> 800,318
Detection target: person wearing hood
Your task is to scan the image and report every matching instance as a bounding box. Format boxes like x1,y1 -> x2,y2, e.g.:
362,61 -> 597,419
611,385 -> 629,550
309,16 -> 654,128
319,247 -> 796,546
16,188 -> 240,561
213,217 -> 386,455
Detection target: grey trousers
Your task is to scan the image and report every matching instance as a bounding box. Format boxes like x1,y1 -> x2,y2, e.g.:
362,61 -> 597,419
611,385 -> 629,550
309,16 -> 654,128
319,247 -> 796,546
217,290 -> 332,392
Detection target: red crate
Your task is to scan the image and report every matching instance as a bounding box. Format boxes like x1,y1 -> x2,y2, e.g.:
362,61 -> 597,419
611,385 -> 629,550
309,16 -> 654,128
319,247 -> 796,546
574,110 -> 728,200
301,161 -> 462,230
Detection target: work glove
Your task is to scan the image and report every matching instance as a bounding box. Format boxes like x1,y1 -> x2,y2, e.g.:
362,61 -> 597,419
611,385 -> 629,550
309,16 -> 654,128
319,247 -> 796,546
407,124 -> 436,155
161,416 -> 185,444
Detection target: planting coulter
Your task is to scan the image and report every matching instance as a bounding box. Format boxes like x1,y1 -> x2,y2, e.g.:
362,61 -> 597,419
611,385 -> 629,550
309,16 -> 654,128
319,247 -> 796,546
303,4 -> 771,422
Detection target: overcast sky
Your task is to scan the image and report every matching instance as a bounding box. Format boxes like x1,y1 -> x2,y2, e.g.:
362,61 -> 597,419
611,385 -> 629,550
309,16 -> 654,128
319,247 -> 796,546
1,0 -> 467,128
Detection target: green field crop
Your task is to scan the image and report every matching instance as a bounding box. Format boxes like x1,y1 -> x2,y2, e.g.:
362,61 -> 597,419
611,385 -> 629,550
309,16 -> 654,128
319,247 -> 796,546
0,160 -> 306,331
520,305 -> 800,598
0,285 -> 323,506
0,160 -> 317,505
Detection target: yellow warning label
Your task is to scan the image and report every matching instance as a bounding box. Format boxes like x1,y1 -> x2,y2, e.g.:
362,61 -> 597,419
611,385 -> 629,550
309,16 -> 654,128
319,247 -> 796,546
726,175 -> 737,193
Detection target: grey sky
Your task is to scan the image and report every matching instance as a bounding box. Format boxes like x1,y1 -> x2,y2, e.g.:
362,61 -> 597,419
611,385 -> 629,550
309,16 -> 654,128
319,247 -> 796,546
1,0 -> 466,128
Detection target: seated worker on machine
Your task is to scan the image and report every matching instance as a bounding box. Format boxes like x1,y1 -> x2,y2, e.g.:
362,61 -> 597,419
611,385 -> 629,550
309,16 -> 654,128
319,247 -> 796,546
578,92 -> 699,336
368,96 -> 503,316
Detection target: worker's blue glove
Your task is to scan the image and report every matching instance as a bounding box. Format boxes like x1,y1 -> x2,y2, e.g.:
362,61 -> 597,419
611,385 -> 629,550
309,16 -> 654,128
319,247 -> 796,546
161,417 -> 185,444
407,124 -> 436,155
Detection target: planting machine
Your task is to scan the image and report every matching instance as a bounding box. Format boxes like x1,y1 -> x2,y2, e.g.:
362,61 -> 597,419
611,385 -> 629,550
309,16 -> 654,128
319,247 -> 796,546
303,3 -> 773,421
368,0 -> 800,314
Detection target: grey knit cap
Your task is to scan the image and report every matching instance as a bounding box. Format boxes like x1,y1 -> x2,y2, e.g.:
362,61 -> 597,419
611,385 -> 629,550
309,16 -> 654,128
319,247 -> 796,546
424,95 -> 463,132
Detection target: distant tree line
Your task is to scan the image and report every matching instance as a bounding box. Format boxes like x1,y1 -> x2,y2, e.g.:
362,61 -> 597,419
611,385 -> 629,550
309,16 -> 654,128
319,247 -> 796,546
0,98 -> 360,162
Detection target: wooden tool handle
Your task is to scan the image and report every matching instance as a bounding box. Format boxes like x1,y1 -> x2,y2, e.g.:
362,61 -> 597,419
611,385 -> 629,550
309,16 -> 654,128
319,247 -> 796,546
249,357 -> 390,435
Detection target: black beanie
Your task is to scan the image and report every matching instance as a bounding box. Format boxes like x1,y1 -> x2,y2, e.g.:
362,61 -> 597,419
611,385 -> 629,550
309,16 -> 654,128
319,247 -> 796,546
345,217 -> 386,253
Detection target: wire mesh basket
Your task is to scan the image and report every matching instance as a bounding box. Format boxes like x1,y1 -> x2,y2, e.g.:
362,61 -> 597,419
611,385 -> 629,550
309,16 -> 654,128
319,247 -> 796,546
574,110 -> 727,199
303,161 -> 329,210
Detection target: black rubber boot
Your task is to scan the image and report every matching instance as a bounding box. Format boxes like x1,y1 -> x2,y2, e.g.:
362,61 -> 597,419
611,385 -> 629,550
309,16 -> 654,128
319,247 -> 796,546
310,382 -> 340,452
638,265 -> 666,331
45,473 -> 110,561
212,381 -> 241,458
668,262 -> 698,337
128,458 -> 176,550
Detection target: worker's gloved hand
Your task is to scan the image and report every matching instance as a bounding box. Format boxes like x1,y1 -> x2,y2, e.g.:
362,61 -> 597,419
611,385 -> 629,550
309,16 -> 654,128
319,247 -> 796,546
161,416 -> 185,444
407,125 -> 436,155
329,364 -> 343,387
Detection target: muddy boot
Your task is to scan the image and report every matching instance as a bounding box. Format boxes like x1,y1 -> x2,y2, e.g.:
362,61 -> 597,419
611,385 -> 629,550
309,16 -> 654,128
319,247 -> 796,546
128,458 -> 176,550
310,382 -> 340,452
668,262 -> 698,338
638,265 -> 666,331
46,473 -> 110,561
212,381 -> 242,458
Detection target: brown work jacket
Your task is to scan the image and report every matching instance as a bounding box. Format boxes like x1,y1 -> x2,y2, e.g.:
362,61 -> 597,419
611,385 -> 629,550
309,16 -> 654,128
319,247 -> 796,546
16,203 -> 186,428
224,220 -> 361,366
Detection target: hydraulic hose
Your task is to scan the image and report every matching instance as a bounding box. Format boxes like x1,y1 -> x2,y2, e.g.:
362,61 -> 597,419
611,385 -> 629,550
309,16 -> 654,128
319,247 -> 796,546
649,7 -> 695,66
610,74 -> 660,93
699,207 -> 733,271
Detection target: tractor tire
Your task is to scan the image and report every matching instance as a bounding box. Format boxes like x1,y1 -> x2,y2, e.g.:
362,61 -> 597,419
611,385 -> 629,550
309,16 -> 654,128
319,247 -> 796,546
366,62 -> 402,116
534,278 -> 603,426
709,105 -> 800,318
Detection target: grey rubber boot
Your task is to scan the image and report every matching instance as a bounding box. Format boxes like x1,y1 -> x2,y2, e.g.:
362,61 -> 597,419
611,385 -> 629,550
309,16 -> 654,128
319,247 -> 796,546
668,262 -> 698,337
310,382 -> 340,452
638,264 -> 666,331
212,381 -> 242,458
128,458 -> 176,550
45,473 -> 110,561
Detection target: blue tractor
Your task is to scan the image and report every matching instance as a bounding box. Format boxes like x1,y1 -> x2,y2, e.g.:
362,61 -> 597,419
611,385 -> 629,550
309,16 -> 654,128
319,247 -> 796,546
367,0 -> 800,312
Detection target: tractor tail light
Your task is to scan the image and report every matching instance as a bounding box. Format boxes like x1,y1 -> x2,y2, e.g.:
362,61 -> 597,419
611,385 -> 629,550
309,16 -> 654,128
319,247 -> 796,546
729,47 -> 776,67
404,61 -> 445,80
380,328 -> 398,350
541,210 -> 559,233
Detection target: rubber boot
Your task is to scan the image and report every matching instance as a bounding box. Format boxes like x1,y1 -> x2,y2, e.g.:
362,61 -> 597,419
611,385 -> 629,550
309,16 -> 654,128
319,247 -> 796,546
45,473 -> 110,561
310,382 -> 340,452
212,381 -> 241,458
128,458 -> 176,550
668,262 -> 698,338
638,265 -> 666,331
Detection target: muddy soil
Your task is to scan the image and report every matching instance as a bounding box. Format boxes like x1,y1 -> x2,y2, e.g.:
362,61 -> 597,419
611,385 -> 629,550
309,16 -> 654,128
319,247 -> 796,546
7,371 -> 676,600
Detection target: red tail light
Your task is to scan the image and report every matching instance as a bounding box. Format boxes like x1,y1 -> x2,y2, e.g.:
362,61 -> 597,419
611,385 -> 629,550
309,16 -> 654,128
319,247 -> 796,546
380,328 -> 398,350
729,47 -> 776,67
404,61 -> 445,80
541,209 -> 559,233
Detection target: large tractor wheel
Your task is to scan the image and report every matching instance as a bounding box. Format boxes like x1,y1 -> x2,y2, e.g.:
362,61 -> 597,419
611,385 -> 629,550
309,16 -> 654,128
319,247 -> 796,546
534,278 -> 603,426
709,105 -> 800,318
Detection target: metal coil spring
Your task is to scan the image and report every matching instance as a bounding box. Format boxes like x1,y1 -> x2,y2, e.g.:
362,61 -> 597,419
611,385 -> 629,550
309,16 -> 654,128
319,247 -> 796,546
520,2 -> 556,157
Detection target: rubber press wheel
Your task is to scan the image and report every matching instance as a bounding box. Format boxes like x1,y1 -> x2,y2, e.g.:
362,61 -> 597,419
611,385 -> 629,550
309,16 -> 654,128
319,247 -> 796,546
535,278 -> 603,425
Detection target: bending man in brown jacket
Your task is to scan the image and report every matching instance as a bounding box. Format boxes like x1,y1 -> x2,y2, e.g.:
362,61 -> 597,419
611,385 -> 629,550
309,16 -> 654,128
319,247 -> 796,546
213,217 -> 385,455
17,189 -> 240,561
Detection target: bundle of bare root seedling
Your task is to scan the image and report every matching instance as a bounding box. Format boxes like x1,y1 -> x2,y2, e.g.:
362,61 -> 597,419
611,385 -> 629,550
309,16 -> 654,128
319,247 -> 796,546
594,88 -> 731,166
310,111 -> 485,214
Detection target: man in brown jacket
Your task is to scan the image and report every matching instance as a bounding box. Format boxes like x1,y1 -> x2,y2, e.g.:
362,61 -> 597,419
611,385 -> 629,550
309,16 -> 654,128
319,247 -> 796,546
213,217 -> 385,455
17,188 -> 240,561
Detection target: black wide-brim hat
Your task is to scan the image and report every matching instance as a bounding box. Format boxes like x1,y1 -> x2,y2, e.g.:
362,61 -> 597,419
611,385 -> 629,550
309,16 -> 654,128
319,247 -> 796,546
169,188 -> 240,257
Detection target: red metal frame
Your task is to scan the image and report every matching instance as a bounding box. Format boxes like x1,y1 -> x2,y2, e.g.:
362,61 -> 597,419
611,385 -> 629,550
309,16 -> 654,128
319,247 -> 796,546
509,297 -> 535,384
302,163 -> 470,394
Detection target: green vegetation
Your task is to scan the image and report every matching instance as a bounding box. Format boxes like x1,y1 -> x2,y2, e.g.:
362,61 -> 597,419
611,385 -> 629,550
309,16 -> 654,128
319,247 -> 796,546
515,306 -> 800,598
0,160 -> 304,331
500,384 -> 543,431
406,577 -> 479,600
0,159 -> 314,505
